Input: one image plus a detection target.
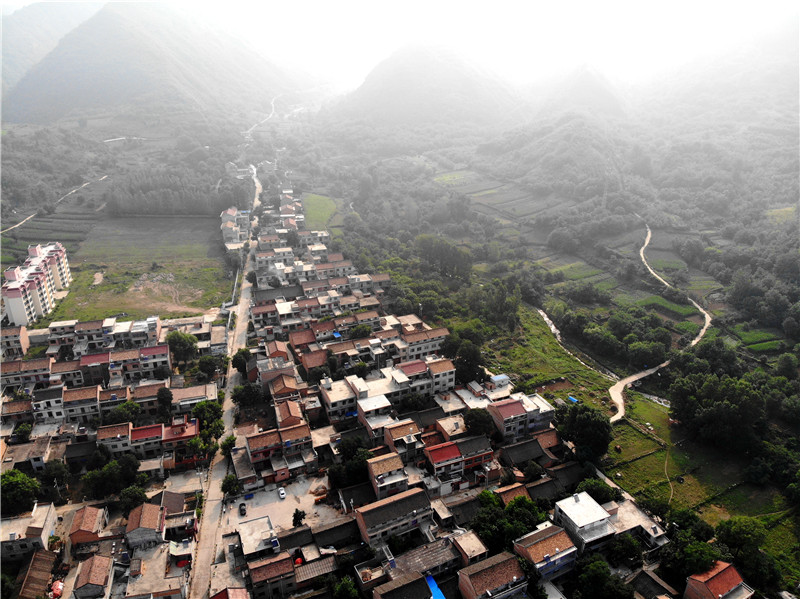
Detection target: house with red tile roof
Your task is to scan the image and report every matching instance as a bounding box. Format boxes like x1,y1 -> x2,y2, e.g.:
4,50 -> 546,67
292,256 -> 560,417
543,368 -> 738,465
513,522 -> 577,581
457,551 -> 527,599
63,385 -> 101,424
366,452 -> 407,500
125,503 -> 165,548
425,442 -> 462,479
493,483 -> 531,507
684,561 -> 754,599
131,424 -> 165,458
246,429 -> 282,467
73,554 -> 113,599
96,422 -> 133,457
68,506 -> 110,546
249,552 -> 296,599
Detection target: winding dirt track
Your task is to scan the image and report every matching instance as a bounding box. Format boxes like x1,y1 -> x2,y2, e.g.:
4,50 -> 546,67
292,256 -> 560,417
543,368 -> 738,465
608,225 -> 713,422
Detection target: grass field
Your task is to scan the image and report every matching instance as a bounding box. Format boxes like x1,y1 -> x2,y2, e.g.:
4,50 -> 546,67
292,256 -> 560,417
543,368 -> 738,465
553,262 -> 603,281
484,305 -> 614,412
30,216 -> 231,324
606,421 -> 662,463
302,193 -> 338,230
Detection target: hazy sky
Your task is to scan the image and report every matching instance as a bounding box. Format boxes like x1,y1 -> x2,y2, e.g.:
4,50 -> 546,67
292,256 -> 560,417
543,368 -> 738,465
5,0 -> 797,91
192,0 -> 797,91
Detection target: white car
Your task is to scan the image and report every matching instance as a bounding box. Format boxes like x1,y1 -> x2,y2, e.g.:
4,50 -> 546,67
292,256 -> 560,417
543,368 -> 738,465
278,487 -> 286,499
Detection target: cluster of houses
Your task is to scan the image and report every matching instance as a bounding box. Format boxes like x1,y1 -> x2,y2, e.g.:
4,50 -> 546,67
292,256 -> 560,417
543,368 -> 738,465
2,242 -> 73,327
0,312 -> 233,476
1,195 -> 759,599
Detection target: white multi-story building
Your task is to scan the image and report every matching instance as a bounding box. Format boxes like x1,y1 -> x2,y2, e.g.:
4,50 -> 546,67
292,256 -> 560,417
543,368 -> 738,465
2,243 -> 72,326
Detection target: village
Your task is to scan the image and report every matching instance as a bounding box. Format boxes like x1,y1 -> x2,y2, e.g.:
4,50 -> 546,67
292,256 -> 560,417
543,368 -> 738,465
0,188 -> 756,599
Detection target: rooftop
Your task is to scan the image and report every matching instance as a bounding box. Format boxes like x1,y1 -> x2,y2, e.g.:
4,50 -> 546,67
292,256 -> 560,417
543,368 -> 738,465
555,492 -> 611,528
125,543 -> 185,598
75,554 -> 112,589
514,523 -> 575,565
126,503 -> 163,533
356,488 -> 430,529
367,452 -> 404,476
459,551 -> 524,596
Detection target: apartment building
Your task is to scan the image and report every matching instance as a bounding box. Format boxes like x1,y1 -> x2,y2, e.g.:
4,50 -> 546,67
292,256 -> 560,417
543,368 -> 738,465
2,243 -> 71,326
1,325 -> 30,359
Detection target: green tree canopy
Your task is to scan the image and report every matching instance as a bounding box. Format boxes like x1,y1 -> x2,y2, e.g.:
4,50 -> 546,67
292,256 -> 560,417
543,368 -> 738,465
349,324 -> 373,339
332,576 -> 359,599
15,423 -> 32,443
166,331 -> 198,363
576,478 -> 622,505
105,401 -> 142,425
292,509 -> 306,527
232,348 -> 252,376
464,408 -> 495,437
231,383 -> 262,406
1,470 -> 41,515
715,516 -> 766,559
198,355 -> 219,379
220,434 -> 236,457
556,403 -> 612,461
221,474 -> 242,496
119,485 -> 147,515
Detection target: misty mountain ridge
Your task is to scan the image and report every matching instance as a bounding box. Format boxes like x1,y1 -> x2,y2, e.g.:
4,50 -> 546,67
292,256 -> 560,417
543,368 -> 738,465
2,3 -> 297,125
538,64 -> 627,118
1,2 -> 102,96
329,44 -> 521,125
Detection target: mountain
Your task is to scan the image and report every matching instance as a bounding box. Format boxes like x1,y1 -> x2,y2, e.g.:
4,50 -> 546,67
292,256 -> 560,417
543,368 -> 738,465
538,65 -> 626,118
332,45 -> 519,125
1,2 -> 102,96
2,3 -> 296,125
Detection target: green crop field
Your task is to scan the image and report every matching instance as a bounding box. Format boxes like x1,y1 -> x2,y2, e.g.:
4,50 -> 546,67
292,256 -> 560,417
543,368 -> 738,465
553,262 -> 603,281
635,295 -> 698,317
731,324 -> 781,345
302,193 -> 338,230
747,340 -> 783,353
766,205 -> 797,224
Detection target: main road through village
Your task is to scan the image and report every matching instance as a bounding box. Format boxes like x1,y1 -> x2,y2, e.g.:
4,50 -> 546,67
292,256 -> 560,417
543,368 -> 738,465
188,114 -> 267,599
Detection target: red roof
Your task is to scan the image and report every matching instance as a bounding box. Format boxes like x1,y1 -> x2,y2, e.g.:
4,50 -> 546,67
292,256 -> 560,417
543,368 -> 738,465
163,419 -> 198,442
131,424 -> 164,441
489,398 -> 526,420
426,442 -> 461,464
139,344 -> 168,356
80,353 -> 110,367
289,329 -> 315,347
301,350 -> 328,370
690,561 -> 745,598
398,360 -> 427,376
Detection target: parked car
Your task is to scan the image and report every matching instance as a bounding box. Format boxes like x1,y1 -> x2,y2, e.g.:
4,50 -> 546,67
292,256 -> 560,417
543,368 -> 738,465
278,487 -> 286,499
239,502 -> 247,516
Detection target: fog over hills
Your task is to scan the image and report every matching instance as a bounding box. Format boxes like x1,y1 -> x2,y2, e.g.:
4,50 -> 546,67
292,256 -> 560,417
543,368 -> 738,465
1,2 -> 102,96
2,2 -> 297,124
329,45 -> 520,125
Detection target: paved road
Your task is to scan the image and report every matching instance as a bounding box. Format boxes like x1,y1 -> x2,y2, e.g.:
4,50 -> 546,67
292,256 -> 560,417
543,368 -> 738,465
188,168 -> 260,599
608,225 -> 713,422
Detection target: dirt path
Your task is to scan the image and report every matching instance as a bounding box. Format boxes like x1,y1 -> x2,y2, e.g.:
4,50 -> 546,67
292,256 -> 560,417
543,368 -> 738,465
92,272 -> 104,285
608,225 -> 714,422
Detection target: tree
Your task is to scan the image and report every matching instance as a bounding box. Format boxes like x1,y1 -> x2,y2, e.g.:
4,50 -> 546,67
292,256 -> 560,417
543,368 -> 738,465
332,576 -> 359,599
349,324 -> 373,339
43,459 -> 69,487
232,348 -> 252,376
465,408 -> 495,437
14,423 -> 31,443
775,353 -> 798,379
198,355 -> 219,379
157,387 -> 174,423
292,509 -> 306,527
231,383 -> 262,406
607,533 -> 642,568
576,478 -> 622,505
220,434 -> 236,457
246,271 -> 258,286
166,331 -> 198,363
118,454 -> 141,487
1,470 -> 41,515
105,401 -> 142,425
193,400 -> 223,429
455,339 -> 483,383
715,516 -> 766,559
221,474 -> 242,496
557,404 -> 612,461
119,486 -> 147,515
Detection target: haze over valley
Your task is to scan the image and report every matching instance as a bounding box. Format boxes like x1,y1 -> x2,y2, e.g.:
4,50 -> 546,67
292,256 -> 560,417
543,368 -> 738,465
1,3 -> 799,599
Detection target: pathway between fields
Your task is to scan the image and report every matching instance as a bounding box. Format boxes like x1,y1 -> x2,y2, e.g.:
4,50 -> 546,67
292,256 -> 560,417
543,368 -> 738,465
1,175 -> 107,234
608,225 -> 713,422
